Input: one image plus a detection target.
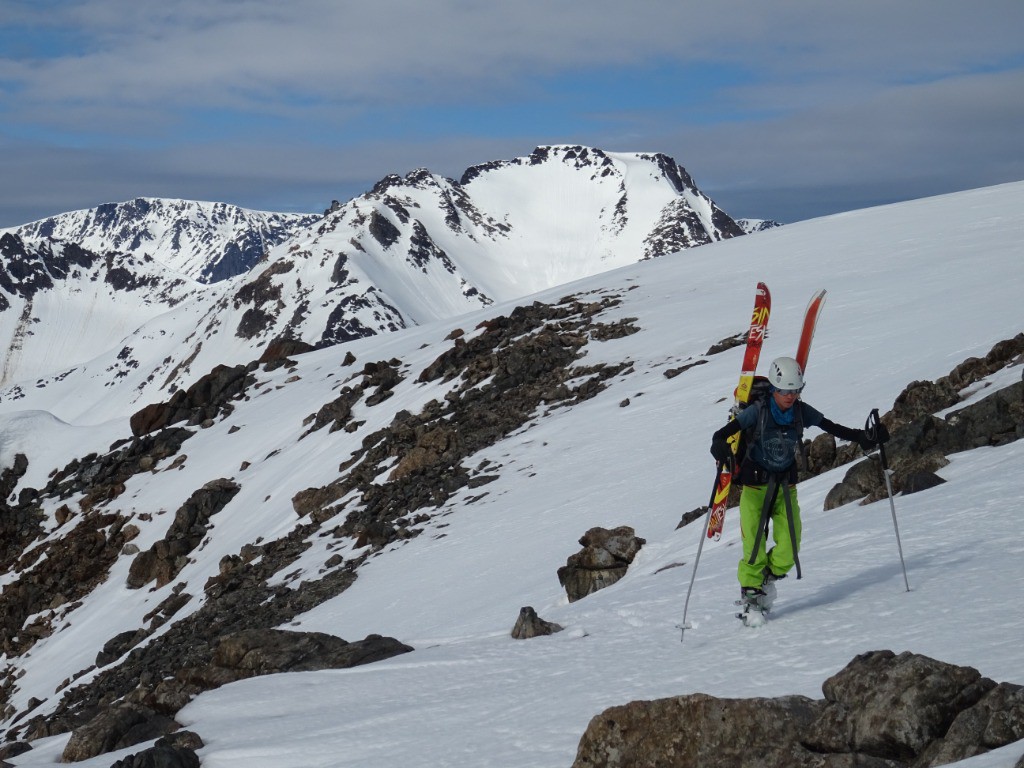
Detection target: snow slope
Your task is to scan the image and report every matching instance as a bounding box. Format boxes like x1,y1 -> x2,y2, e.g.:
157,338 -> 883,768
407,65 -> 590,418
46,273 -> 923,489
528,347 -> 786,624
3,181 -> 1024,767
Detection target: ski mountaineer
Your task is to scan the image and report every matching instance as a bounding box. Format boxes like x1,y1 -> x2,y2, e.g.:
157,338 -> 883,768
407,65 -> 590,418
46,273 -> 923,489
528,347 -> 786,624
709,356 -> 889,625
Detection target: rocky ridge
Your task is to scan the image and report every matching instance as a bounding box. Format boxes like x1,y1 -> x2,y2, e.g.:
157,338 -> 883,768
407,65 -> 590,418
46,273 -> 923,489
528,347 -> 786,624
8,198 -> 321,284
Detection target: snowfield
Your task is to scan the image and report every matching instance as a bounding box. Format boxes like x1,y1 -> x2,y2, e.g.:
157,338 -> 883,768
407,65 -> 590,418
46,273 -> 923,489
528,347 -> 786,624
2,181 -> 1024,767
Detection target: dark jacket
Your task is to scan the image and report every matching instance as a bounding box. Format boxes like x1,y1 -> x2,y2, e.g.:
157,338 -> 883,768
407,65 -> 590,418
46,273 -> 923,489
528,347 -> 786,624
712,399 -> 863,485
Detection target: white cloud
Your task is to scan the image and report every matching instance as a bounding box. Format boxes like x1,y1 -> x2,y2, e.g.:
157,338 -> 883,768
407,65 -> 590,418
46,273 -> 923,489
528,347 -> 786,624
1,0 -> 1022,225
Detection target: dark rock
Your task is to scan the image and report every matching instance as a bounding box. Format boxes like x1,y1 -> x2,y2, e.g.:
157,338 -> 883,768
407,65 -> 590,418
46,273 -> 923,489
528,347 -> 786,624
824,455 -> 885,510
368,210 -> 401,248
706,332 -> 746,356
60,703 -> 178,763
1,509 -> 137,657
127,479 -> 241,589
663,358 -> 707,379
574,651 -> 1022,768
97,630 -> 146,667
804,650 -> 994,761
805,432 -> 838,476
902,471 -> 946,495
109,741 -> 200,768
0,742 -> 32,760
180,629 -> 413,689
259,337 -> 316,365
130,363 -> 257,436
573,693 -> 825,768
296,296 -> 636,551
0,452 -> 29,499
558,526 -> 646,602
676,506 -> 706,529
824,375 -> 1022,509
511,606 -> 563,639
914,682 -> 1024,767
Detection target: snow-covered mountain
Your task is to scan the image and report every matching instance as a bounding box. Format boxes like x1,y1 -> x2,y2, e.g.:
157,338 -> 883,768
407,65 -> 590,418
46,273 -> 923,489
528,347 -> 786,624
0,199 -> 318,395
737,217 -> 784,233
0,180 -> 1021,767
0,146 -> 745,421
0,232 -> 204,390
7,198 -> 322,284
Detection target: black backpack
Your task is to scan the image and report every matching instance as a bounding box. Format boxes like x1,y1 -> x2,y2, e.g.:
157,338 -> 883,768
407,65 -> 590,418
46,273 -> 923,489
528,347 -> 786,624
733,375 -> 805,480
733,375 -> 772,467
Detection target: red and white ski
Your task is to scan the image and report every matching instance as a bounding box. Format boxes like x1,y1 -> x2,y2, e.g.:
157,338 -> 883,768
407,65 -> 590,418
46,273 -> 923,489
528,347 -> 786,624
706,282 -> 771,540
795,289 -> 827,371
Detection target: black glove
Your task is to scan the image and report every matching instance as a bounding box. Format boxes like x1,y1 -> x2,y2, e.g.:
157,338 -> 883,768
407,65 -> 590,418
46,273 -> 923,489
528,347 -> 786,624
857,430 -> 877,450
710,437 -> 733,464
859,423 -> 890,449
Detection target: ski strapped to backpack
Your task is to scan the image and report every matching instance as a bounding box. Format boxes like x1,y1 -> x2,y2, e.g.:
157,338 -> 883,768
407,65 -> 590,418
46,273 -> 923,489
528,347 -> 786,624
706,282 -> 771,540
796,289 -> 827,370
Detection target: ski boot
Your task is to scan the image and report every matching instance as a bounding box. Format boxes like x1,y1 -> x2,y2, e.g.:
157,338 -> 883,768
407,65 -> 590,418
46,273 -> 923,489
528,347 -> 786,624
759,569 -> 785,613
737,587 -> 768,627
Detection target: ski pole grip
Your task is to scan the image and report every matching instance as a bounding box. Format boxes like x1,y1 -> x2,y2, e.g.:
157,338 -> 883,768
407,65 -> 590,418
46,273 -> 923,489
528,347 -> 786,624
866,408 -> 890,470
864,409 -> 877,438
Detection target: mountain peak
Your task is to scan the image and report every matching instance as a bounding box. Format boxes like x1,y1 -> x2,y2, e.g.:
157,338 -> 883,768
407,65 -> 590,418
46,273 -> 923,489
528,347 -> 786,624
9,198 -> 321,284
0,146 -> 746,416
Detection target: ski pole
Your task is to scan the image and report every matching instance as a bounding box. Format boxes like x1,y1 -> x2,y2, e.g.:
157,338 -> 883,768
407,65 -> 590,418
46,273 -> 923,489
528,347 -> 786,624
678,463 -> 723,641
866,409 -> 911,592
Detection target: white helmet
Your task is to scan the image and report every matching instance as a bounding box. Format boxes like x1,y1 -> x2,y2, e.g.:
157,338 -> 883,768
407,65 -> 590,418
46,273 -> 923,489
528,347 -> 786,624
767,356 -> 804,392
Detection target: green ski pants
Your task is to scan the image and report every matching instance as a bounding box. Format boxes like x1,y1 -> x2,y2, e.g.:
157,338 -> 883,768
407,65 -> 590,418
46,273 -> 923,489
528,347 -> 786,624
737,482 -> 801,588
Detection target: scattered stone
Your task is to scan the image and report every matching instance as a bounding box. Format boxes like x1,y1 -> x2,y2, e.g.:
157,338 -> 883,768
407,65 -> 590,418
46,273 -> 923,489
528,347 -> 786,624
511,607 -> 563,639
557,526 -> 645,602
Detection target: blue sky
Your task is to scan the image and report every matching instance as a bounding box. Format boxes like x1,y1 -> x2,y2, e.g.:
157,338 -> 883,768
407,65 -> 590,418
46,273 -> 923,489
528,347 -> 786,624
1,0 -> 1023,228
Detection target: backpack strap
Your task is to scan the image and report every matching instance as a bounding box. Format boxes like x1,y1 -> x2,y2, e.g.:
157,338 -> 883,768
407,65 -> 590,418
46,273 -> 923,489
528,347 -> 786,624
781,482 -> 801,579
794,401 -> 808,471
747,474 -> 779,567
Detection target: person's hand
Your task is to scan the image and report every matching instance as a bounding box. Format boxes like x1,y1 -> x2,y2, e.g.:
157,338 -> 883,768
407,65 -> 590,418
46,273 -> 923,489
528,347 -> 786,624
710,437 -> 732,463
859,423 -> 890,449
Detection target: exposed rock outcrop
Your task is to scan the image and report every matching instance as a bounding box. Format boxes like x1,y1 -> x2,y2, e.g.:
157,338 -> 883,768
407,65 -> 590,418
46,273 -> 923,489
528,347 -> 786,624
824,367 -> 1022,509
558,526 -> 646,602
293,295 -> 639,549
573,651 -> 1024,768
130,363 -> 258,436
108,732 -> 203,768
126,479 -> 242,589
60,704 -> 179,763
180,629 -> 413,689
511,607 -> 564,639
